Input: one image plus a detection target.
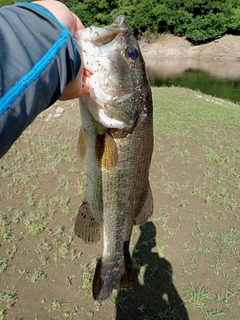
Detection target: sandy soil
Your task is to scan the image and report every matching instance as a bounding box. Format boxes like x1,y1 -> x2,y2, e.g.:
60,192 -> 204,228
140,34 -> 240,61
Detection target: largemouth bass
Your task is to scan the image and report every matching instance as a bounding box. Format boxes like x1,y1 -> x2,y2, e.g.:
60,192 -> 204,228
74,15 -> 153,301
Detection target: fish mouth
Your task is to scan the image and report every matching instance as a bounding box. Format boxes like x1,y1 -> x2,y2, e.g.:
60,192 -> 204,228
75,15 -> 128,49
90,15 -> 128,46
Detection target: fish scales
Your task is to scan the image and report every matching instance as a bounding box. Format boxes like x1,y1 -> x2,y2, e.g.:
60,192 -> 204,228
74,15 -> 153,301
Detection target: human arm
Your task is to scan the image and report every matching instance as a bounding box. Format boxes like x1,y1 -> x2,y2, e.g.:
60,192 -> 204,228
33,0 -> 91,100
0,1 -> 89,158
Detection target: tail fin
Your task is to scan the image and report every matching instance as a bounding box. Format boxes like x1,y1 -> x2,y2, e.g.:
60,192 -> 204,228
92,250 -> 135,301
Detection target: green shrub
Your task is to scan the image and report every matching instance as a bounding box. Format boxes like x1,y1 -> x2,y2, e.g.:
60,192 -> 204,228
186,13 -> 228,42
227,8 -> 240,33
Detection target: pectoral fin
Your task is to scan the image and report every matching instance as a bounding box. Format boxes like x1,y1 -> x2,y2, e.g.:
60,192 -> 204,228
74,198 -> 101,244
134,185 -> 153,225
96,132 -> 118,170
77,126 -> 87,161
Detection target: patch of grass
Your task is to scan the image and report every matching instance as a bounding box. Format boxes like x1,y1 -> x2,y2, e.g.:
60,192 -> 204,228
214,228 -> 240,254
18,268 -> 46,282
12,209 -> 25,224
183,285 -> 211,307
49,299 -> 65,311
50,195 -> 72,216
0,245 -> 17,273
62,305 -> 83,318
156,305 -> 186,320
24,212 -> 45,235
0,309 -> 7,320
114,294 -> 129,312
81,256 -> 98,297
35,239 -> 52,254
0,287 -> 18,309
58,242 -> 71,258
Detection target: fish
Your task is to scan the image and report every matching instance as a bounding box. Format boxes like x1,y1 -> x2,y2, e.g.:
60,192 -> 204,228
74,15 -> 154,301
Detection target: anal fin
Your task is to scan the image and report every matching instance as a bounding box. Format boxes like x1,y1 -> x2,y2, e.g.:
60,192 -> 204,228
74,198 -> 101,244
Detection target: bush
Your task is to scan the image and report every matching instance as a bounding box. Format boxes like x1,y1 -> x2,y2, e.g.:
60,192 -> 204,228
183,0 -> 233,17
70,0 -> 117,27
186,13 -> 228,42
227,8 -> 240,34
170,9 -> 193,35
0,0 -> 31,7
155,4 -> 175,33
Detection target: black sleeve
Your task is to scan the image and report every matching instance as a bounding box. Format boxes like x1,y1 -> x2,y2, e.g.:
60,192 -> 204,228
0,3 -> 81,158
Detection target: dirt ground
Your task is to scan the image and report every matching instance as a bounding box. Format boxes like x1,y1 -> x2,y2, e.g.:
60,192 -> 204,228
0,34 -> 240,320
140,34 -> 240,61
1,88 -> 239,320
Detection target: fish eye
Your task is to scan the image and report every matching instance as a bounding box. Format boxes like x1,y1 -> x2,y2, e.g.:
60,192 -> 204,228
126,47 -> 138,60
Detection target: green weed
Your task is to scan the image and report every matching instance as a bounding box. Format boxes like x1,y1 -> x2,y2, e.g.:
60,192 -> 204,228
183,285 -> 211,307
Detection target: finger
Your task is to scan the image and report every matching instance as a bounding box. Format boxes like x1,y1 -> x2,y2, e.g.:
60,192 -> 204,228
59,67 -> 91,100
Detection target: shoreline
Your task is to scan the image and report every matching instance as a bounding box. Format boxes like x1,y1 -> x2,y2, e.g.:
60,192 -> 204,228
140,34 -> 240,61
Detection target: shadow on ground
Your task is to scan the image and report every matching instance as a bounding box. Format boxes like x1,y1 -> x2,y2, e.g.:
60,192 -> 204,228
116,222 -> 189,320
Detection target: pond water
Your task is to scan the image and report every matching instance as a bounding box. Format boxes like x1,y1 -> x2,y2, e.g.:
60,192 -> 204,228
145,57 -> 240,104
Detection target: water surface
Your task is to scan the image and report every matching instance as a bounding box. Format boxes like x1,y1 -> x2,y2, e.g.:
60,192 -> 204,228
145,57 -> 240,104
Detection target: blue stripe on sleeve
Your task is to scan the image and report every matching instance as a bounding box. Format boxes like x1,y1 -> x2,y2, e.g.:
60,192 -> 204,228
26,3 -> 80,74
0,29 -> 69,116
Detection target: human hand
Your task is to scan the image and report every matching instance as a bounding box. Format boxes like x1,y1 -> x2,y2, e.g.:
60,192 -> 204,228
33,0 -> 91,100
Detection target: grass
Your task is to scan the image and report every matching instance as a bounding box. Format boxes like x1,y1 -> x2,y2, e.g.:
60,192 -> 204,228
0,87 -> 240,319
